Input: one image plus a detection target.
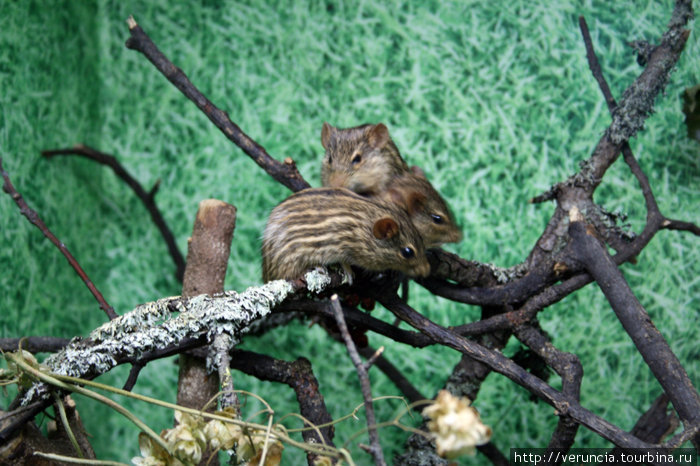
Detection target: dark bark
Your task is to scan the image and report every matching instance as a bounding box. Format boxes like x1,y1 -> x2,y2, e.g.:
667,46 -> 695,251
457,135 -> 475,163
568,220 -> 700,443
379,295 -> 656,449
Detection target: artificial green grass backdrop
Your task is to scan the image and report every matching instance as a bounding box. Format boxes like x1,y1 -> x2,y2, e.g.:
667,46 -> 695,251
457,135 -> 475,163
1,1 -> 698,464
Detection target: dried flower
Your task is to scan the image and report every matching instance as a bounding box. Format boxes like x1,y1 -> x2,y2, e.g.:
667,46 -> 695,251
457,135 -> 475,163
422,390 -> 492,459
132,432 -> 182,466
204,419 -> 242,450
132,409 -> 285,466
162,411 -> 207,464
236,430 -> 284,465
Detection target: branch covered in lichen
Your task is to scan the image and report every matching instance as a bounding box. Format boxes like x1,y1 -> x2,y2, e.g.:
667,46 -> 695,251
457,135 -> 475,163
21,270 -> 335,405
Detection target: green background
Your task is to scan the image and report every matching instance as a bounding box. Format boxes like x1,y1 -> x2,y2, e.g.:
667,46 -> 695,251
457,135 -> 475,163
1,1 -> 698,464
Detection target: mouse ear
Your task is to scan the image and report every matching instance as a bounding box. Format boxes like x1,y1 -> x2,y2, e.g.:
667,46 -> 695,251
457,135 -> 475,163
367,123 -> 390,149
386,188 -> 405,206
321,122 -> 334,149
373,217 -> 399,240
411,165 -> 426,178
406,191 -> 427,215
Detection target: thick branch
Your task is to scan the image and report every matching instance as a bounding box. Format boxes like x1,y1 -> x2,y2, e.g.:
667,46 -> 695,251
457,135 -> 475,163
177,199 -> 237,424
568,219 -> 700,437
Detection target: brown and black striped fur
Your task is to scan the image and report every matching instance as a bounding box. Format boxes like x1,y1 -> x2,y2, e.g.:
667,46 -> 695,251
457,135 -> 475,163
261,188 -> 430,282
321,122 -> 462,248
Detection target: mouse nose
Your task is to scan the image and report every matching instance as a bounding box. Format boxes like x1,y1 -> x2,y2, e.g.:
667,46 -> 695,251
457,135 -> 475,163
417,261 -> 431,278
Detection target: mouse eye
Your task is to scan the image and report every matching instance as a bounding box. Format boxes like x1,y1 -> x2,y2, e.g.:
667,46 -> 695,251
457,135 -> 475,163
327,154 -> 333,164
400,247 -> 415,259
431,214 -> 444,224
351,154 -> 362,165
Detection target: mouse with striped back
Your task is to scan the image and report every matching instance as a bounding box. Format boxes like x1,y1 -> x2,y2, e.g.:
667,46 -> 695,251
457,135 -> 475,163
261,187 -> 431,283
321,122 -> 461,248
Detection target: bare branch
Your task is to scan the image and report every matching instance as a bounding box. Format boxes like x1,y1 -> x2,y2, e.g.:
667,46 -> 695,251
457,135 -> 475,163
122,363 -> 144,392
514,324 -> 582,463
380,295 -> 655,449
578,16 -> 617,110
661,218 -> 700,236
330,295 -> 386,466
0,337 -> 69,354
568,218 -> 700,440
42,145 -> 186,281
124,16 -> 311,193
0,158 -> 117,320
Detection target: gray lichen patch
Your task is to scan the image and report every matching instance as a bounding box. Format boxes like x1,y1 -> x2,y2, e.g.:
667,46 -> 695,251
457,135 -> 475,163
488,262 -> 529,284
22,280 -> 298,405
304,268 -> 332,293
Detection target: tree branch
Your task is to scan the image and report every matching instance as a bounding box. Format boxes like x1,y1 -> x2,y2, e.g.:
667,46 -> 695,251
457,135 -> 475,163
124,16 -> 310,193
330,295 -> 386,466
1,158 -> 117,320
0,337 -> 70,354
514,324 -> 582,464
379,295 -> 656,449
568,216 -> 700,442
42,145 -> 186,281
189,346 -> 337,463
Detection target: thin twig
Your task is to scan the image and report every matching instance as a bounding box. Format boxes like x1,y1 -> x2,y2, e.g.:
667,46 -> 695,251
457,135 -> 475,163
0,158 -> 117,320
579,16 -> 617,109
362,346 -> 384,371
358,346 -> 425,405
42,145 -> 186,281
124,16 -> 310,193
122,363 -> 144,392
330,295 -> 386,466
661,218 -> 700,236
